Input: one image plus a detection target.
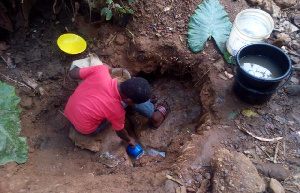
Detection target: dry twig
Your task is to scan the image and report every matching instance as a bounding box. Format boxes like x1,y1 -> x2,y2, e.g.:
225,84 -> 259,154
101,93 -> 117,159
273,141 -> 280,163
166,174 -> 184,186
236,123 -> 283,142
125,28 -> 135,45
58,110 -> 66,117
0,72 -> 31,89
254,141 -> 273,161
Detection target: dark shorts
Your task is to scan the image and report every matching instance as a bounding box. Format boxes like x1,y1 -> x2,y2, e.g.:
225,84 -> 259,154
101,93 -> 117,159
70,119 -> 110,135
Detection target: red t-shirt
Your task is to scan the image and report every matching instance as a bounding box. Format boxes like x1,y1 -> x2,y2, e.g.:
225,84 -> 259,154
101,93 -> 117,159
64,65 -> 125,134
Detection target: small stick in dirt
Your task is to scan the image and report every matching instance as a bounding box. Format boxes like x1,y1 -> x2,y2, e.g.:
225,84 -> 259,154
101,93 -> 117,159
19,70 -> 38,89
0,72 -> 31,89
58,110 -> 66,117
273,141 -> 280,163
53,0 -> 57,13
235,123 -> 283,142
108,34 -> 117,46
125,28 -> 135,45
283,137 -> 286,158
166,174 -> 184,186
283,127 -> 288,159
254,141 -> 273,161
195,69 -> 210,86
179,35 -> 184,44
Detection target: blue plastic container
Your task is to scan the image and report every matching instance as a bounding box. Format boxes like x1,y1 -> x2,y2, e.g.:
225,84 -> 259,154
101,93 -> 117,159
126,143 -> 143,158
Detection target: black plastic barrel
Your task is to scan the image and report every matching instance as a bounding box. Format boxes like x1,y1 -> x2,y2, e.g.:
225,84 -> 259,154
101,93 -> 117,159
231,43 -> 293,105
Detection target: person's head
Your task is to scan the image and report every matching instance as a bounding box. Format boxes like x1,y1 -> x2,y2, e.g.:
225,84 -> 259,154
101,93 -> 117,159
119,77 -> 151,105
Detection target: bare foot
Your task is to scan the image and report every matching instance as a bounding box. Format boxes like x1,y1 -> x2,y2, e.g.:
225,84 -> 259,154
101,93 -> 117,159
285,85 -> 300,96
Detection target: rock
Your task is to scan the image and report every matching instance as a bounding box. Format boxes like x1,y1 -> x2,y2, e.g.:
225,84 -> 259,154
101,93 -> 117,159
197,113 -> 212,135
68,125 -> 131,167
292,64 -> 300,71
176,186 -> 187,193
260,0 -> 281,17
245,0 -> 263,6
197,178 -> 210,193
291,42 -> 300,51
213,58 -> 225,72
268,178 -> 285,193
255,162 -> 289,181
290,77 -> 299,84
0,41 -> 10,50
290,55 -> 300,64
30,135 -> 49,150
164,179 -> 178,193
278,33 -> 292,44
20,96 -> 33,108
45,61 -> 64,80
286,84 -> 300,96
271,33 -> 291,48
273,0 -> 297,8
115,34 -> 126,45
195,174 -> 203,182
204,172 -> 211,180
281,21 -> 299,33
293,14 -> 300,28
286,158 -> 300,166
211,148 -> 266,193
186,187 -> 196,192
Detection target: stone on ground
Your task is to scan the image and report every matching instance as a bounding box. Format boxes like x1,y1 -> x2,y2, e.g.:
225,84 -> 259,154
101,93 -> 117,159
211,148 -> 266,193
69,126 -> 131,167
268,178 -> 285,193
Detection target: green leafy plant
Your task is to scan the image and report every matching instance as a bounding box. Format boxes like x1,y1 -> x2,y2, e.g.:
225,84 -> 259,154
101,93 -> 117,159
101,0 -> 137,21
224,51 -> 236,65
187,0 -> 232,54
0,82 -> 29,165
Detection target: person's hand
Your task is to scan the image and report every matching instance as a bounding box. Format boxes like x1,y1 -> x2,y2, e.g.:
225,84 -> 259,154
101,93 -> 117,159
128,137 -> 136,148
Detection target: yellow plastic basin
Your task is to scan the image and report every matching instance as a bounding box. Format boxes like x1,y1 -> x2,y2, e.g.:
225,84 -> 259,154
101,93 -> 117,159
57,33 -> 87,54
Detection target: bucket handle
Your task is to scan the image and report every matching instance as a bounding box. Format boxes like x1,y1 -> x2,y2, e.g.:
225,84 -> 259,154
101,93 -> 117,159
230,57 -> 294,95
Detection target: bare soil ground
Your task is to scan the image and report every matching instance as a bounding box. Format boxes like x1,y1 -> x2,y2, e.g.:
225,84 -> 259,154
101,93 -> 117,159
0,0 -> 299,192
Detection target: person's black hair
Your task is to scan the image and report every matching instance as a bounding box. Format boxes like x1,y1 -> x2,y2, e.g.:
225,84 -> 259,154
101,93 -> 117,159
120,77 -> 151,104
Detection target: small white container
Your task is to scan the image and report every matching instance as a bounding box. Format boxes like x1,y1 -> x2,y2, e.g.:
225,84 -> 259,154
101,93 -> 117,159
226,9 -> 274,56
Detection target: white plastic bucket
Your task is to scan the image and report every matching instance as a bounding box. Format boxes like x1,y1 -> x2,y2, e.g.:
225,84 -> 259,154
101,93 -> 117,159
226,9 -> 274,56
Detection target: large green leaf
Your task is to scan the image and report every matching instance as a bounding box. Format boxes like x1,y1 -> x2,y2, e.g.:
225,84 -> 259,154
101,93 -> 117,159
0,82 -> 28,165
187,0 -> 232,54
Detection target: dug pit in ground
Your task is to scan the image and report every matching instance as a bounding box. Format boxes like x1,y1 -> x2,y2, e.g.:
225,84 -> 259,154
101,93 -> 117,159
1,0 -> 299,192
69,75 -> 203,166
